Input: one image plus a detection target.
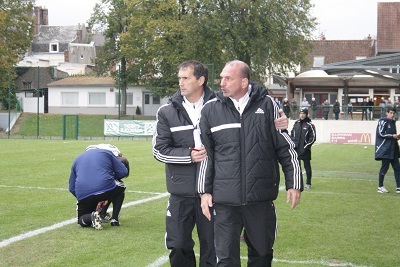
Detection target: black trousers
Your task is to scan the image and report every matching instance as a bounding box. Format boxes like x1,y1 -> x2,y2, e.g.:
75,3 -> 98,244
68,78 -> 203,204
76,186 -> 125,227
166,194 -> 216,267
214,202 -> 276,267
379,152 -> 400,188
302,159 -> 312,185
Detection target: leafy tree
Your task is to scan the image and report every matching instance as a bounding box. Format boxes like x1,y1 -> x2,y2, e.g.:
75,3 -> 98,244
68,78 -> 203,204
120,0 -> 315,96
88,0 -> 131,115
0,0 -> 34,108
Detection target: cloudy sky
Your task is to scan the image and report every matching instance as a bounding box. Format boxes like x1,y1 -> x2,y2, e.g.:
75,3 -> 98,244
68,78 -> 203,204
34,0 -> 399,40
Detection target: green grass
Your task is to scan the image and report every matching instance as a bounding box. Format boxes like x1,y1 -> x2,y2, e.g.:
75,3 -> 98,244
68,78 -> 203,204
8,113 -> 155,138
1,141 -> 399,266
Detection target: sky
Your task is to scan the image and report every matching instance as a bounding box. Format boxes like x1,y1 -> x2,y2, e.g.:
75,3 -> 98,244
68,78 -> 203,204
34,0 -> 400,40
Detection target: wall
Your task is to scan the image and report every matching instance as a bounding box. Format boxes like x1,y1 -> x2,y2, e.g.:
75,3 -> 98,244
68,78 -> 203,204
288,119 -> 388,145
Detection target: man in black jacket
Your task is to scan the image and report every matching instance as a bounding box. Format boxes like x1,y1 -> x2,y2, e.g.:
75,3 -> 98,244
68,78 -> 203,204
375,107 -> 400,194
153,60 -> 216,266
198,60 -> 302,267
290,108 -> 316,189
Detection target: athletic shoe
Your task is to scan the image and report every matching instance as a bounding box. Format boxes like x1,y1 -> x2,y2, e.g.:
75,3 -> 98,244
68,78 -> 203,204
305,184 -> 311,189
91,211 -> 103,230
377,186 -> 389,193
110,219 -> 120,226
396,188 -> 400,194
99,212 -> 111,223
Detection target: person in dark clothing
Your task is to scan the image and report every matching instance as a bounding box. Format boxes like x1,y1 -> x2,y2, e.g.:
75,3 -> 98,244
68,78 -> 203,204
322,99 -> 330,120
198,60 -> 302,267
152,60 -> 216,267
282,98 -> 291,119
375,107 -> 400,194
311,97 -> 318,119
368,98 -> 374,120
291,108 -> 316,189
361,98 -> 369,120
69,144 -> 129,230
333,99 -> 340,120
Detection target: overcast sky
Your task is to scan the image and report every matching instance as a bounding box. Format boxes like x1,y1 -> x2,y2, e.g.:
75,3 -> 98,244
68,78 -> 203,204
34,0 -> 400,40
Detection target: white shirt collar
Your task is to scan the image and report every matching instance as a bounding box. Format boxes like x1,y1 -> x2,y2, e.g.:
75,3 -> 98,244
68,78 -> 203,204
229,84 -> 252,115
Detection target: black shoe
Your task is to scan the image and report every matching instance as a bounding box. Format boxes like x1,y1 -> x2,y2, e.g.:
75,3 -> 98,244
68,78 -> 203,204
110,219 -> 120,226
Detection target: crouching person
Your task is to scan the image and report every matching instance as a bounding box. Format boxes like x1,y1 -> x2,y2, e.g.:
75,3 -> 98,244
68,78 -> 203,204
69,144 -> 129,230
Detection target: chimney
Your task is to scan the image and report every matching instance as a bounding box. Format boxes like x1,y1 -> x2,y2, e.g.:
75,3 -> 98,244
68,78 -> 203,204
76,29 -> 83,43
64,50 -> 69,62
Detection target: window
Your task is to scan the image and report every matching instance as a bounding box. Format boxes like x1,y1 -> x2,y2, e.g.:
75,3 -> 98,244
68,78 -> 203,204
25,90 -> 43,98
153,95 -> 160,104
89,93 -> 106,105
115,93 -> 133,105
144,94 -> 150,104
62,92 -> 79,105
23,82 -> 32,90
49,42 -> 59,53
313,56 -> 325,68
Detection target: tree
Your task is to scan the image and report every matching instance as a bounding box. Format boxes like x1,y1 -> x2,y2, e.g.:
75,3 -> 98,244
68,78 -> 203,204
120,0 -> 315,96
0,0 -> 34,108
120,0 -> 225,97
88,0 -> 131,115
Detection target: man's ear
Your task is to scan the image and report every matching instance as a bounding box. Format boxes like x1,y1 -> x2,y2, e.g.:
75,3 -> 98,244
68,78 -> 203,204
198,76 -> 205,86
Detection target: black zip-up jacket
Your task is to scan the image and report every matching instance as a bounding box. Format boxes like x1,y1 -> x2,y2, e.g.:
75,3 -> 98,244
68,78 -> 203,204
197,83 -> 303,205
290,117 -> 316,160
375,117 -> 400,160
152,86 -> 215,196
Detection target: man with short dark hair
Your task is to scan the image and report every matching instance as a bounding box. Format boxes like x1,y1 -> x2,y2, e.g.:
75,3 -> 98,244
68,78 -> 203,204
291,108 -> 316,189
375,107 -> 400,194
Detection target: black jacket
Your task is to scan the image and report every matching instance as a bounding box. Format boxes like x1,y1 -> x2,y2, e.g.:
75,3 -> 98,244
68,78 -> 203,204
153,86 -> 215,196
198,83 -> 303,205
290,117 -> 316,160
375,117 -> 399,160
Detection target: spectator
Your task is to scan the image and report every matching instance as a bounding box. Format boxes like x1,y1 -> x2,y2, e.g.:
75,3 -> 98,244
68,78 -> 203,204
361,98 -> 369,121
347,101 -> 353,120
322,99 -> 330,120
379,99 -> 386,118
311,97 -> 318,119
367,98 -> 374,120
375,107 -> 400,194
290,98 -> 298,119
333,99 -> 340,120
301,97 -> 310,108
198,60 -> 302,266
282,98 -> 291,119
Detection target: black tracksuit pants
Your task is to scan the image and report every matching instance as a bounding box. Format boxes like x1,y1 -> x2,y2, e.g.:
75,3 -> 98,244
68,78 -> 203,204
214,201 -> 276,267
166,194 -> 216,267
76,185 -> 125,227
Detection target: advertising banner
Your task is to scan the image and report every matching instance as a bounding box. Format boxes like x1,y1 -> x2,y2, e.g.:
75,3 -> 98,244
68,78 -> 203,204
104,120 -> 156,136
330,133 -> 371,144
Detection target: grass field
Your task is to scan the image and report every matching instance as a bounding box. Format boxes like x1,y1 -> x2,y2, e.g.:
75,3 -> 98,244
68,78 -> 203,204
1,140 -> 399,266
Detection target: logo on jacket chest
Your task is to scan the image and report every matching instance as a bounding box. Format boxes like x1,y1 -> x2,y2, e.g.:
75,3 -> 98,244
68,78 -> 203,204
255,108 -> 265,114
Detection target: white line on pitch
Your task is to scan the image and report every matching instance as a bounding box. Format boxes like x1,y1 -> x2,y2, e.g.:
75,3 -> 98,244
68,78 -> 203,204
0,184 -> 164,195
0,192 -> 169,249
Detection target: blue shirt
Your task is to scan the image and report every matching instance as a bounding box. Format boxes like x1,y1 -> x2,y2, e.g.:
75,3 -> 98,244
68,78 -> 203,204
69,149 -> 128,201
